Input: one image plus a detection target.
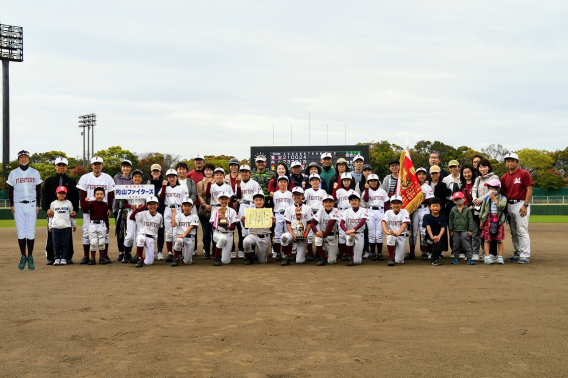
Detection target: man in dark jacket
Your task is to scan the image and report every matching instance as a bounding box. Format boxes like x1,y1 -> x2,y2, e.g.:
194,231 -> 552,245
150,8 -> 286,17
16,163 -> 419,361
41,157 -> 79,265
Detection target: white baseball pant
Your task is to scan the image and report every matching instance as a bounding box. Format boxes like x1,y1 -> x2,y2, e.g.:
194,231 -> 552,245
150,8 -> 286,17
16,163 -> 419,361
337,209 -> 347,244
366,208 -> 384,243
411,206 -> 429,247
89,223 -> 107,251
138,234 -> 156,265
164,206 -> 179,243
238,202 -> 255,238
314,234 -> 339,264
387,234 -> 407,264
243,234 -> 270,263
14,202 -> 37,239
281,233 -> 308,263
82,213 -> 110,245
213,231 -> 234,264
508,202 -> 531,259
174,236 -> 196,264
346,232 -> 365,264
273,212 -> 286,244
123,210 -> 138,248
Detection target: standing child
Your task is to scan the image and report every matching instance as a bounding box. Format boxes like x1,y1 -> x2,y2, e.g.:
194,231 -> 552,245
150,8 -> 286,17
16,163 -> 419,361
158,169 -> 188,262
48,186 -> 77,265
311,195 -> 341,265
304,173 -> 326,261
206,167 -> 236,257
130,196 -> 164,268
381,195 -> 410,266
272,176 -> 293,260
448,192 -> 476,265
341,192 -> 369,266
121,169 -> 146,263
281,187 -> 314,266
333,172 -> 356,261
210,191 -> 240,266
83,187 -> 110,265
459,165 -> 480,260
235,164 -> 261,254
363,174 -> 388,261
171,197 -> 199,266
408,167 -> 435,261
479,179 -> 508,265
240,190 -> 276,265
422,197 -> 447,266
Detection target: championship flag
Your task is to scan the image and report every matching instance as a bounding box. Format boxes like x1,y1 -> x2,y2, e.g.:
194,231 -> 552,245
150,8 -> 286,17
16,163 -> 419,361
396,149 -> 423,215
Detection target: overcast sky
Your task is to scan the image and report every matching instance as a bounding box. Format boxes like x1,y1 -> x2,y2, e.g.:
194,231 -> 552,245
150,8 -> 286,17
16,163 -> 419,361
2,1 -> 567,162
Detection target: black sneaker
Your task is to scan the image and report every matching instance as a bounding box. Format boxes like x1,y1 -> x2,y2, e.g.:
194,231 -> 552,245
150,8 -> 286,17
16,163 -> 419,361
376,253 -> 385,261
422,253 -> 429,261
47,259 -> 54,265
387,258 -> 395,266
244,258 -> 253,265
213,257 -> 221,266
317,257 -> 326,266
67,259 -> 73,265
281,256 -> 290,266
347,258 -> 354,266
103,255 -> 112,264
341,253 -> 348,261
306,253 -> 314,262
166,253 -> 173,263
122,254 -> 133,263
275,254 -> 282,261
80,256 -> 90,265
130,256 -> 139,264
136,258 -> 144,268
404,253 -> 416,260
88,258 -> 96,265
99,258 -> 107,265
432,259 -> 442,266
370,253 -> 377,261
171,258 -> 179,267
117,253 -> 124,262
203,252 -> 212,259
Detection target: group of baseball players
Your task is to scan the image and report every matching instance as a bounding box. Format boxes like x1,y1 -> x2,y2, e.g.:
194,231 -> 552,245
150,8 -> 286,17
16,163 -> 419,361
8,149 -> 534,271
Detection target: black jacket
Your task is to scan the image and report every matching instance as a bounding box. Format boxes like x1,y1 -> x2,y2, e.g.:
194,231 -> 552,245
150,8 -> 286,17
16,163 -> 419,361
428,180 -> 451,210
41,174 -> 79,212
146,176 -> 166,214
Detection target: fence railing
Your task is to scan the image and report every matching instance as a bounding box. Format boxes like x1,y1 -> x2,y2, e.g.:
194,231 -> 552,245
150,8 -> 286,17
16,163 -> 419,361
531,196 -> 566,205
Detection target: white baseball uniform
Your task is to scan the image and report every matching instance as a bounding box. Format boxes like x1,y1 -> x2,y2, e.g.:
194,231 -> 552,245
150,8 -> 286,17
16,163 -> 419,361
273,190 -> 293,244
334,187 -> 355,244
210,207 -> 239,264
123,198 -> 146,248
281,204 -> 314,263
7,167 -> 42,240
411,183 -> 434,248
364,187 -> 388,244
313,207 -> 341,264
243,219 -> 272,264
76,172 -> 115,245
208,182 -> 234,207
342,207 -> 369,264
382,209 -> 411,264
173,212 -> 200,264
237,179 -> 261,237
159,184 -> 188,243
135,210 -> 164,265
304,187 -> 326,244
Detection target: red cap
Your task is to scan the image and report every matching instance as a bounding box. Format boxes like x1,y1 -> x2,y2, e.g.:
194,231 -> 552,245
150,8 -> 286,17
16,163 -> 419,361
56,186 -> 67,193
452,192 -> 464,200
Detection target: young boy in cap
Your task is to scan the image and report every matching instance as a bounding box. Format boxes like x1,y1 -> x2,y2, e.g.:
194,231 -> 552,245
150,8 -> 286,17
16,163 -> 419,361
235,164 -> 261,256
210,191 -> 240,266
340,192 -> 369,266
422,197 -> 447,266
381,195 -> 410,266
240,189 -> 276,265
130,196 -> 164,268
83,187 -> 111,265
311,194 -> 341,265
159,169 -> 188,262
363,174 -> 388,261
121,169 -> 146,263
332,172 -> 356,260
448,192 -> 476,265
48,186 -> 77,265
280,187 -> 314,266
272,176 -> 293,260
171,197 -> 199,266
408,167 -> 435,261
304,173 -> 327,261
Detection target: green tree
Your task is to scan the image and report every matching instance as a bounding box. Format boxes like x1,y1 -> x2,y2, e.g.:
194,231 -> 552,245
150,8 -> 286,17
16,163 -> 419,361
361,141 -> 403,180
93,146 -> 140,178
533,169 -> 566,191
551,146 -> 568,176
516,148 -> 554,175
481,144 -> 509,161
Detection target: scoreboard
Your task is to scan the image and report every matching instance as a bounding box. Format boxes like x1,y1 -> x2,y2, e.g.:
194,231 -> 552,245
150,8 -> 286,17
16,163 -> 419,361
250,145 -> 370,171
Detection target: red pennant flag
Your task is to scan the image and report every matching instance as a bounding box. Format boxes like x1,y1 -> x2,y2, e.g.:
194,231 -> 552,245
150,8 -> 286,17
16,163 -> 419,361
396,149 -> 424,215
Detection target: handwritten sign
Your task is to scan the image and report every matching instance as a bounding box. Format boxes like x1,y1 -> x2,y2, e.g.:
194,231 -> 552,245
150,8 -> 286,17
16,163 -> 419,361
114,185 -> 155,200
244,208 -> 273,228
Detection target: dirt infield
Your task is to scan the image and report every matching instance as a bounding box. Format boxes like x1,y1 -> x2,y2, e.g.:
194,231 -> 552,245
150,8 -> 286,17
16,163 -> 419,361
1,223 -> 567,377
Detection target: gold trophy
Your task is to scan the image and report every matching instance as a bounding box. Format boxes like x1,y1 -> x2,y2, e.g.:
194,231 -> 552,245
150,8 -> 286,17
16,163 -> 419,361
219,208 -> 228,227
294,207 -> 305,240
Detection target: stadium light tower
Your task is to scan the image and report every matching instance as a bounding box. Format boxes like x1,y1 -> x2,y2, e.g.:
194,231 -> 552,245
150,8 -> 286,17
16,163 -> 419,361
1,23 -> 23,183
78,113 -> 96,165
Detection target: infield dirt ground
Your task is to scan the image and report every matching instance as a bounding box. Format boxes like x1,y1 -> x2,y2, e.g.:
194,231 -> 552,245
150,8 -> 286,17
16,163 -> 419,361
1,223 -> 567,378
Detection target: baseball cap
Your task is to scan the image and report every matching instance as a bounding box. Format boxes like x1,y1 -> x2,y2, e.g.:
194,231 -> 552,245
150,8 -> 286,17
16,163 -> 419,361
239,164 -> 251,172
166,169 -> 178,176
388,159 -> 399,166
193,154 -> 204,160
214,167 -> 225,174
90,156 -> 103,164
335,158 -> 348,165
121,159 -> 132,166
291,187 -> 304,194
229,158 -> 239,165
416,167 -> 427,174
323,194 -> 335,202
277,175 -> 289,182
56,186 -> 67,193
362,164 -> 372,171
367,174 -> 379,181
181,197 -> 193,205
217,191 -> 231,199
54,157 -> 68,166
290,161 -> 302,168
484,178 -> 502,188
321,152 -> 332,159
452,192 -> 465,200
448,160 -> 460,167
341,172 -> 353,180
253,189 -> 265,199
255,155 -> 267,162
309,173 -> 321,181
348,192 -> 361,200
146,196 -> 159,204
17,149 -> 30,157
132,169 -> 144,178
353,154 -> 364,162
150,164 -> 162,171
504,152 -> 519,161
430,165 -> 441,173
389,194 -> 403,203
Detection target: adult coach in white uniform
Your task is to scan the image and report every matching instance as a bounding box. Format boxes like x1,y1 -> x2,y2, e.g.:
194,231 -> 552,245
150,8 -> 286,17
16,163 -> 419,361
76,156 -> 115,264
8,149 -> 43,271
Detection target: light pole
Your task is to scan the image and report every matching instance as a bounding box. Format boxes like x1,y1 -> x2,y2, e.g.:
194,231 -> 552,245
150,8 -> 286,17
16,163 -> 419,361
1,24 -> 23,183
78,113 -> 96,164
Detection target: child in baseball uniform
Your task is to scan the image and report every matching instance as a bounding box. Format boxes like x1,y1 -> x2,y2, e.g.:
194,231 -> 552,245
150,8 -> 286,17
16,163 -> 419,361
422,197 -> 447,266
409,167 -> 435,261
8,150 -> 43,271
240,190 -> 276,264
479,179 -> 507,265
210,191 -> 240,266
171,197 -> 199,266
304,173 -> 326,261
83,187 -> 111,265
363,174 -> 387,262
235,164 -> 261,247
206,168 -> 236,256
340,192 -> 369,266
130,196 -> 164,268
311,195 -> 341,265
448,192 -> 476,265
272,176 -> 293,260
158,169 -> 188,262
381,195 -> 410,266
48,186 -> 77,265
332,172 -> 356,261
281,187 -> 314,266
121,169 -> 146,263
